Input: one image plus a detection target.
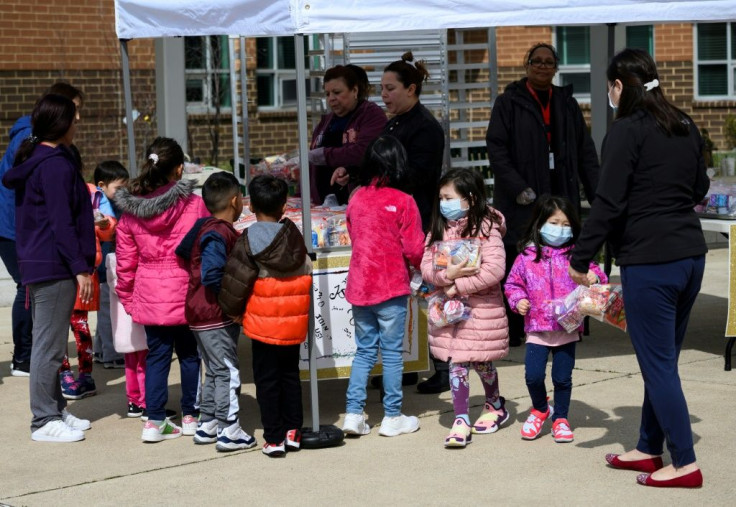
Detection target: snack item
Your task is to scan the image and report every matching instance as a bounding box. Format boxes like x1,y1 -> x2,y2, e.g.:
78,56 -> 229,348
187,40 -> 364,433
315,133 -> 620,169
427,292 -> 471,329
433,239 -> 481,271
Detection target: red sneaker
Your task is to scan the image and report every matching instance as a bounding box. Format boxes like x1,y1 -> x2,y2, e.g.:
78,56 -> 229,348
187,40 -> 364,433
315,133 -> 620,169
521,405 -> 553,440
285,429 -> 301,451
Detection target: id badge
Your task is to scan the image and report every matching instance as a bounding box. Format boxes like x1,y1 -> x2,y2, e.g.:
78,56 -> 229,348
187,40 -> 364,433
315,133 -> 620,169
548,152 -> 555,170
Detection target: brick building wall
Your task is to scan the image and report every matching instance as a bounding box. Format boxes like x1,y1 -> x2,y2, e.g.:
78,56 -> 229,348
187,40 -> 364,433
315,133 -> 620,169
1,2 -> 734,175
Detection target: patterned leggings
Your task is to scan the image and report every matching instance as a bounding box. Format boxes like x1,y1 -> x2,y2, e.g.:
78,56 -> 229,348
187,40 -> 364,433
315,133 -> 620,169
449,360 -> 500,417
60,310 -> 94,374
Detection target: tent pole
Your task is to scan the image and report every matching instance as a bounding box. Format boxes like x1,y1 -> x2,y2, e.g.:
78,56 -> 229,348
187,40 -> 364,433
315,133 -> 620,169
120,39 -> 137,177
295,33 -> 319,432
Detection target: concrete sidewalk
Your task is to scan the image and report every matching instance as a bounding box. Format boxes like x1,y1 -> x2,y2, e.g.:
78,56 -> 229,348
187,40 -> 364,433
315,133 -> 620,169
1,248 -> 735,506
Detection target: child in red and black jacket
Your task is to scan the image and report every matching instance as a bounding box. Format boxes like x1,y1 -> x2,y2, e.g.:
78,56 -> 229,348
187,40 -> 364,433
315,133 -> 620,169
176,172 -> 256,453
219,174 -> 312,458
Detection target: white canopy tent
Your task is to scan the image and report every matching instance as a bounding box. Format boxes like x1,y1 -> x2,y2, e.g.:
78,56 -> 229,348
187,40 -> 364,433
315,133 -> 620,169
114,0 -> 736,442
116,0 -> 736,37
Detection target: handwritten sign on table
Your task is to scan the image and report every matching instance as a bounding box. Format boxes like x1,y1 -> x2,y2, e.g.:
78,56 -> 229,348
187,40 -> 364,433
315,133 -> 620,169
299,251 -> 428,380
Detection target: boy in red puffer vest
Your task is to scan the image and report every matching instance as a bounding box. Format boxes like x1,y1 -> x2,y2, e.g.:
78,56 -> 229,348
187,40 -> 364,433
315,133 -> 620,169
219,174 -> 312,458
176,171 -> 257,452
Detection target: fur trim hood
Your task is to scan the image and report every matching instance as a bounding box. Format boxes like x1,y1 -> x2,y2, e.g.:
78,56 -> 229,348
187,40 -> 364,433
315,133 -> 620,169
114,179 -> 196,219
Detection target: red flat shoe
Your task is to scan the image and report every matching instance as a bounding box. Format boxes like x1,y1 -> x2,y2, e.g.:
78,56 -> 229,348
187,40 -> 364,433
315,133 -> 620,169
605,453 -> 664,473
636,469 -> 703,488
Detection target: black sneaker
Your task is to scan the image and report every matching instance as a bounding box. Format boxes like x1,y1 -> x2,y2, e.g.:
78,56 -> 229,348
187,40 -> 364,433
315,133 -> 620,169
103,359 -> 126,369
127,402 -> 144,418
417,370 -> 450,394
10,359 -> 30,377
141,408 -> 178,421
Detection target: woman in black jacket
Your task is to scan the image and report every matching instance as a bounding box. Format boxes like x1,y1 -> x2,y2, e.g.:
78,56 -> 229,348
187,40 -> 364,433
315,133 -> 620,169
569,49 -> 708,489
380,51 -> 447,393
486,43 -> 600,346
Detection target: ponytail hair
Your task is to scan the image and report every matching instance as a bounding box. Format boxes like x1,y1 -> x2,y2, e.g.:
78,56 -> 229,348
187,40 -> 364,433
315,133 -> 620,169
384,51 -> 431,97
13,94 -> 77,167
128,137 -> 184,196
607,48 -> 688,136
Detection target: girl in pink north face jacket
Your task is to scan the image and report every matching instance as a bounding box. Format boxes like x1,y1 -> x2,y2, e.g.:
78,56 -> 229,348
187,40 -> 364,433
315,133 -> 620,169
504,196 -> 606,444
420,168 -> 509,449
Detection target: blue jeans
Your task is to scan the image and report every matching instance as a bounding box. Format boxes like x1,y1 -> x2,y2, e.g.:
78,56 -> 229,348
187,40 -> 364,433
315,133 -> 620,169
0,237 -> 33,363
621,255 -> 704,467
346,296 -> 408,417
143,325 -> 200,421
524,341 -> 576,420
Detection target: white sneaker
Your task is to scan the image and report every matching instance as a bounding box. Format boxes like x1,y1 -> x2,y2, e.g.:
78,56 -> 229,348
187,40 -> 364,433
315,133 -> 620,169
215,423 -> 257,452
378,414 -> 420,437
141,419 -> 182,442
193,419 -> 219,444
181,415 -> 198,436
31,419 -> 85,442
342,413 -> 371,436
62,409 -> 91,431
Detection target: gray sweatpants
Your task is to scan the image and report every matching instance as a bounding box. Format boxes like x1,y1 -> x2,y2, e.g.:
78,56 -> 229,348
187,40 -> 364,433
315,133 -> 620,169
193,324 -> 241,427
93,282 -> 123,362
28,279 -> 76,432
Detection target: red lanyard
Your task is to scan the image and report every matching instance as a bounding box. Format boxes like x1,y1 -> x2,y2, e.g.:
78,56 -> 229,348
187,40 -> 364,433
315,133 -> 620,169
526,82 -> 552,146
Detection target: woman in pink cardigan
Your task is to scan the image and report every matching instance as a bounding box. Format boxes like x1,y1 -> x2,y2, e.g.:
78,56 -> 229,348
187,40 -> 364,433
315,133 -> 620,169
308,64 -> 386,205
420,168 -> 509,448
342,136 -> 425,438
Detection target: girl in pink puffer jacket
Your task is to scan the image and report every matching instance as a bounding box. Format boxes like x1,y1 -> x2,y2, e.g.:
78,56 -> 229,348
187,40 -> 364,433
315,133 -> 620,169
421,168 -> 509,449
114,137 -> 209,443
505,195 -> 606,444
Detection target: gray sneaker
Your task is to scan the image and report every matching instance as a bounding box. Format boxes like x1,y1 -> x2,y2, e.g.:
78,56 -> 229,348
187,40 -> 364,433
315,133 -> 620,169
378,414 -> 420,437
342,413 -> 371,436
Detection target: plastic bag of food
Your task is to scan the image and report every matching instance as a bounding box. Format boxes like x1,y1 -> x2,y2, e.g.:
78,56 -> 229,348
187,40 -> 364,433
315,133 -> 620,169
432,239 -> 481,271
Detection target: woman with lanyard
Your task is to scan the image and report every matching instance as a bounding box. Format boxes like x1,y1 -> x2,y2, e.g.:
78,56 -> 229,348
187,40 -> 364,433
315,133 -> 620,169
308,64 -> 386,206
485,42 -> 600,347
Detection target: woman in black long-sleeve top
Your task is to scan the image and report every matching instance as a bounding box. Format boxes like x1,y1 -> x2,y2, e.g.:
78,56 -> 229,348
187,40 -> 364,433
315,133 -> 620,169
569,49 -> 708,489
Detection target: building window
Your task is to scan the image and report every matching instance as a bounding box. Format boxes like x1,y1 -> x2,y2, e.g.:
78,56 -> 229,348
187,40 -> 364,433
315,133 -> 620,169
256,36 -> 311,109
555,26 -> 591,100
626,25 -> 654,55
695,22 -> 736,98
555,25 -> 654,100
185,36 -> 231,113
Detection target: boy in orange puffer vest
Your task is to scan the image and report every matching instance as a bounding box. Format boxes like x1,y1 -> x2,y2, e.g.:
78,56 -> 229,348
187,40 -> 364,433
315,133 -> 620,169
219,174 -> 312,458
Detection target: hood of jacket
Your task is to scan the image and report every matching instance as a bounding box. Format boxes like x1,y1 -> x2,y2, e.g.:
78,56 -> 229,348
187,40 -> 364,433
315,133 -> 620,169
245,218 -> 307,272
3,143 -> 76,190
520,243 -> 573,260
113,179 -> 197,233
503,78 -> 574,104
9,116 -> 31,146
441,208 -> 507,241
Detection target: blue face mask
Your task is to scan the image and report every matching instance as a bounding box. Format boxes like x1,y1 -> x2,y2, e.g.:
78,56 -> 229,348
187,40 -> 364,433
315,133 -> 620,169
440,199 -> 468,221
540,223 -> 573,247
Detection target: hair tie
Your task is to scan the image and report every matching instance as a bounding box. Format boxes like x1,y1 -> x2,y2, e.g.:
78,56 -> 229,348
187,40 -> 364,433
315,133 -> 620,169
643,79 -> 659,92
148,153 -> 159,165
28,135 -> 40,145
404,59 -> 416,69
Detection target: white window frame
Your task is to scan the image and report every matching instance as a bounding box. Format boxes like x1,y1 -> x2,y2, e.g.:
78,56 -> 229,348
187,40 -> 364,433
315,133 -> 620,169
694,22 -> 736,101
553,27 -> 592,103
185,35 -> 232,115
256,36 -> 310,111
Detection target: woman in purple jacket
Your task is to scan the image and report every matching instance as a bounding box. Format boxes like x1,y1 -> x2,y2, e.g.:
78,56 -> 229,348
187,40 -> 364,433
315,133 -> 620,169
308,64 -> 387,205
2,94 -> 95,443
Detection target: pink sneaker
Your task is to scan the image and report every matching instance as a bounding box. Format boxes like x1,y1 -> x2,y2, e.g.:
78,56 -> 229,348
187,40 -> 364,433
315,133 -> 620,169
521,405 -> 553,440
552,418 -> 574,443
472,397 -> 509,434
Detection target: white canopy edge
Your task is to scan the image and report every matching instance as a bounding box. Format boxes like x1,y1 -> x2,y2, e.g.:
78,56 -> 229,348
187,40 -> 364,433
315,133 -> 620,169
115,0 -> 736,39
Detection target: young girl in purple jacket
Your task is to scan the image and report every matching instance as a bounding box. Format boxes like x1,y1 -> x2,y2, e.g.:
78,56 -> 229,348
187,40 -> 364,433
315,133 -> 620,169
420,168 -> 509,449
505,195 -> 606,443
